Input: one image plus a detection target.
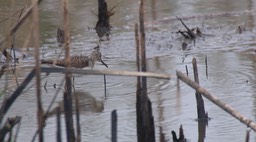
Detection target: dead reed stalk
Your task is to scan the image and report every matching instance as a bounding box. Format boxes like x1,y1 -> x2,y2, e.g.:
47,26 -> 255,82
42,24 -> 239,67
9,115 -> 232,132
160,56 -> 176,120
111,110 -> 117,142
56,107 -> 62,142
135,23 -> 140,85
192,58 -> 207,119
139,0 -> 147,92
32,0 -> 44,141
136,0 -> 156,141
62,0 -> 75,141
205,55 -> 208,78
74,92 -> 81,142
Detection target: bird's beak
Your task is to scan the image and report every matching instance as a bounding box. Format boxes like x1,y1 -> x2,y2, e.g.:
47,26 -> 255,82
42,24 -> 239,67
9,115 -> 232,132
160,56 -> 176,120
100,59 -> 108,68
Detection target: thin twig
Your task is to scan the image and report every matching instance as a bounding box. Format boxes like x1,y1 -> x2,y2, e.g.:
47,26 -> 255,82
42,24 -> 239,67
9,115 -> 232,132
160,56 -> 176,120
104,74 -> 107,98
205,55 -> 208,79
185,65 -> 188,76
90,9 -> 97,17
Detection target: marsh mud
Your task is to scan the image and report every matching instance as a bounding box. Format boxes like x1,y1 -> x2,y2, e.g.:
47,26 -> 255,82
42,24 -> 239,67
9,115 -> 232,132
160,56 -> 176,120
0,0 -> 256,141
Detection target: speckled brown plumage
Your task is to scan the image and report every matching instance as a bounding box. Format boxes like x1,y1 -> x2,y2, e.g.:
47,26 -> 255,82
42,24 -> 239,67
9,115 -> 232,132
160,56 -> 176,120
41,50 -> 108,69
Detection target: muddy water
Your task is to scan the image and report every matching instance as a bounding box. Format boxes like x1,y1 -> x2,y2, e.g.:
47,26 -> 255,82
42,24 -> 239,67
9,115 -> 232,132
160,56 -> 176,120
0,0 -> 256,142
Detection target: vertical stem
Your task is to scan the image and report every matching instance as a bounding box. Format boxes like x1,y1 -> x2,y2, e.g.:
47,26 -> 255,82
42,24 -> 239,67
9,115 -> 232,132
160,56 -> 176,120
138,1 -> 156,142
111,110 -> 117,142
139,0 -> 147,93
205,55 -> 208,79
192,58 -> 199,84
135,23 -> 142,142
192,58 -> 206,119
185,65 -> 188,76
104,75 -> 107,98
74,92 -> 81,142
32,0 -> 44,141
62,0 -> 75,141
135,23 -> 140,86
245,130 -> 250,142
56,107 -> 62,142
192,58 -> 207,142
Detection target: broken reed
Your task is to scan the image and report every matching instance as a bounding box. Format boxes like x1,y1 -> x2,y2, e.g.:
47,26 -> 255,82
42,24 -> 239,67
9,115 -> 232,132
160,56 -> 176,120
192,58 -> 207,120
136,0 -> 156,141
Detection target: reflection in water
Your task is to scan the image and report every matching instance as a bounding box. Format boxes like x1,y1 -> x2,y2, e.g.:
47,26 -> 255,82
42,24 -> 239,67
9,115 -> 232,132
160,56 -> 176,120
47,91 -> 104,117
198,121 -> 207,142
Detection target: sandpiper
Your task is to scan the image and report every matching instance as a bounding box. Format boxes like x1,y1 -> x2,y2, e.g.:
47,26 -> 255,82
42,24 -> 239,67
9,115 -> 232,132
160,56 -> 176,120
41,49 -> 108,69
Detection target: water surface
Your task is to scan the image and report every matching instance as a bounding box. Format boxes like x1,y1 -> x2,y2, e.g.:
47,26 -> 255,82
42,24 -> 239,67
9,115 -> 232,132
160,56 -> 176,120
0,0 -> 256,142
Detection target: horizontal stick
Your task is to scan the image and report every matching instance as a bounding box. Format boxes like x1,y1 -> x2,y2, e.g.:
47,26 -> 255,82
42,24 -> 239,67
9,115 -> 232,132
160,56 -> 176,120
41,67 -> 171,79
176,70 -> 256,131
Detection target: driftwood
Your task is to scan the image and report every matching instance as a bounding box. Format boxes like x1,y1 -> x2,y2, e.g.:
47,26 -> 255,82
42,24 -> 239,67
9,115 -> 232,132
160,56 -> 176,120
177,16 -> 196,39
176,70 -> 256,131
176,16 -> 202,40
